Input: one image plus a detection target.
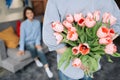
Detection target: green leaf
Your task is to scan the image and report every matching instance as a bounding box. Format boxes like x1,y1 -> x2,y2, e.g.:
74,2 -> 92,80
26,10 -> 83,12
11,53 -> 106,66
77,38 -> 82,43
80,55 -> 89,63
92,51 -> 105,55
108,20 -> 111,28
111,53 -> 120,57
58,48 -> 72,69
93,21 -> 102,35
62,39 -> 77,47
73,23 -> 76,27
89,57 -> 99,72
86,28 -> 94,39
94,54 -> 101,60
74,24 -> 82,36
92,39 -> 99,45
81,56 -> 99,73
63,28 -> 68,34
89,52 -> 95,58
106,55 -> 113,63
80,34 -> 85,43
90,46 -> 100,51
64,56 -> 71,70
61,33 -> 66,38
89,39 -> 99,47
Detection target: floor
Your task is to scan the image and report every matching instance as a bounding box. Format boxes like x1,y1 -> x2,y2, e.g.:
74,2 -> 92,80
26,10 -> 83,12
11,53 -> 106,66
0,51 -> 59,80
0,50 -> 120,80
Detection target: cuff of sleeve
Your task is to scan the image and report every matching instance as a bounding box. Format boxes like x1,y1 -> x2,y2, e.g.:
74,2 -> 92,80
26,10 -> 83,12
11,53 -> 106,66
35,42 -> 41,46
19,47 -> 24,51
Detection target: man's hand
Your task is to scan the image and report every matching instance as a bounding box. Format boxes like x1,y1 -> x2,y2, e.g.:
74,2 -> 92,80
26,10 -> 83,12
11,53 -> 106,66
56,46 -> 67,54
17,51 -> 24,56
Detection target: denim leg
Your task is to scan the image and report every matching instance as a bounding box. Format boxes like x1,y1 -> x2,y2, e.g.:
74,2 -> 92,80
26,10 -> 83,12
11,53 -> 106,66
58,70 -> 79,80
58,70 -> 68,80
36,49 -> 48,65
80,76 -> 92,80
25,44 -> 37,59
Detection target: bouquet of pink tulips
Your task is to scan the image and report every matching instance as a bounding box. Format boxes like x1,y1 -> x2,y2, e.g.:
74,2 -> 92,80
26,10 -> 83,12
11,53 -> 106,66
51,11 -> 120,77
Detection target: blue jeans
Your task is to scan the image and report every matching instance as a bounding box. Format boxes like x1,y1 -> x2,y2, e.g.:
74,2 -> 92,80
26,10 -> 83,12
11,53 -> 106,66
58,70 -> 92,80
25,44 -> 48,65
